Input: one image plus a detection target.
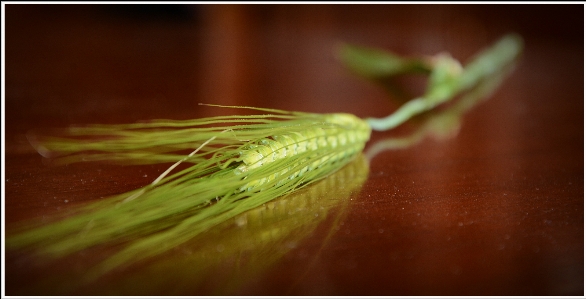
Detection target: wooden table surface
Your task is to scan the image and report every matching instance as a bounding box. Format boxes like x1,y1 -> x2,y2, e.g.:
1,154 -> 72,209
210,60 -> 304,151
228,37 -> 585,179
4,4 -> 584,296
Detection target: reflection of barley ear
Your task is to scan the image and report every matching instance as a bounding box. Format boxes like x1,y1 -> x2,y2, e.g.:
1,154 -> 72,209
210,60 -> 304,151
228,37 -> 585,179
242,152 -> 369,235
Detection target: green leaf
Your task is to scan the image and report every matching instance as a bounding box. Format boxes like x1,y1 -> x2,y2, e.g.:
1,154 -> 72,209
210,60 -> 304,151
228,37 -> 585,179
337,43 -> 431,79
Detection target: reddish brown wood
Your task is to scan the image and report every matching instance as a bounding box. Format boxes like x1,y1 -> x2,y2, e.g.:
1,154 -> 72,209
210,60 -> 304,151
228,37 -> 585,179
4,4 -> 583,296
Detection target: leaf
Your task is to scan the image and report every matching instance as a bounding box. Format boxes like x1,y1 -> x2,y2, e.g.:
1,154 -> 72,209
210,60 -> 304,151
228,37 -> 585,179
337,43 -> 431,79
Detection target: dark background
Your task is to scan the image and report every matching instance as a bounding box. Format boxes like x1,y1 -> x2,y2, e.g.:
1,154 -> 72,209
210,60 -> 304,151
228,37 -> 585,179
4,4 -> 584,296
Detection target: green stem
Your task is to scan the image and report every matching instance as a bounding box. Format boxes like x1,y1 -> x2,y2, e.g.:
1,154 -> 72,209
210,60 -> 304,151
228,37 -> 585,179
366,33 -> 523,131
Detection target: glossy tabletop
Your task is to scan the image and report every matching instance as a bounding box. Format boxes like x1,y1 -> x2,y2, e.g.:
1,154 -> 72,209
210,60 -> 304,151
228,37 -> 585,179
4,4 -> 584,296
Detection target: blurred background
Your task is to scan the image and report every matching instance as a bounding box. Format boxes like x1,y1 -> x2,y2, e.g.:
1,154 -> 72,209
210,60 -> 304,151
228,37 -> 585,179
4,4 -> 584,296
5,4 -> 582,128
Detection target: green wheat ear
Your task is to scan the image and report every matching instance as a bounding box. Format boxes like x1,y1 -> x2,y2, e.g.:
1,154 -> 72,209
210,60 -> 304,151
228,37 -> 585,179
6,33 -> 523,278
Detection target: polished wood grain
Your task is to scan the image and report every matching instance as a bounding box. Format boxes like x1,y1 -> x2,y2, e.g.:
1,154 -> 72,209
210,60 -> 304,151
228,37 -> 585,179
4,4 -> 583,296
